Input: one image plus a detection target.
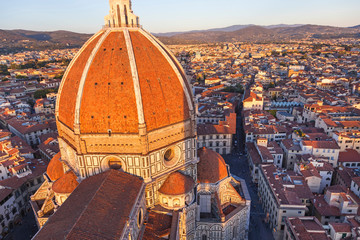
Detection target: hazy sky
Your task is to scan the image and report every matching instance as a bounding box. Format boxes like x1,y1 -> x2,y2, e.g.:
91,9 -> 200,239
1,0 -> 360,33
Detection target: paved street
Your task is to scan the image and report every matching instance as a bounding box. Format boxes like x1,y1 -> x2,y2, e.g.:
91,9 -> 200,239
4,211 -> 38,240
222,111 -> 274,240
224,153 -> 274,240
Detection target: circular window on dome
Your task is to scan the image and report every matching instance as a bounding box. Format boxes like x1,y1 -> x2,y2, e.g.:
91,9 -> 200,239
108,156 -> 122,170
164,149 -> 175,162
163,146 -> 181,167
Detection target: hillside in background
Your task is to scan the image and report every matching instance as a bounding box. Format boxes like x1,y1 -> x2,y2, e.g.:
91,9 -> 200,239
0,30 -> 92,54
155,24 -> 360,44
1,24 -> 360,53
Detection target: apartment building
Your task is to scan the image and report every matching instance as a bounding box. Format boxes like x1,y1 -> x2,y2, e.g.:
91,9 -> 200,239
258,165 -> 313,240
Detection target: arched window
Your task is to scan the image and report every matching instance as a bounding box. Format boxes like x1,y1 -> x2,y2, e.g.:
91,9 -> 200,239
202,235 -> 207,240
137,208 -> 143,227
174,198 -> 180,206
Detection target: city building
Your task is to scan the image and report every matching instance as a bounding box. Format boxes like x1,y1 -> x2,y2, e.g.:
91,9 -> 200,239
258,164 -> 313,240
311,185 -> 360,226
284,217 -> 330,240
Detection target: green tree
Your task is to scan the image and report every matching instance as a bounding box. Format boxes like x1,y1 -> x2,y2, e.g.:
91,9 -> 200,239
16,75 -> 28,79
268,110 -> 277,118
0,64 -> 9,75
34,88 -> 58,99
271,51 -> 280,57
223,83 -> 244,94
344,45 -> 352,51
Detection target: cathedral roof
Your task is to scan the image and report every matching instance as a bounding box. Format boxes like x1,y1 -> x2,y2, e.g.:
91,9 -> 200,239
56,28 -> 193,135
46,152 -> 64,182
158,171 -> 195,196
197,147 -> 228,183
33,170 -> 144,240
52,171 -> 79,194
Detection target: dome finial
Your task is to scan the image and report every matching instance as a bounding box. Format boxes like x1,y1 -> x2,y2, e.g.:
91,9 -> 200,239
105,0 -> 140,28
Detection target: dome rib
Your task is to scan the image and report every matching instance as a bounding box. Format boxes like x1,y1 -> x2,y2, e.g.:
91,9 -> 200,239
56,31 -> 106,129
139,29 -> 194,112
123,29 -> 145,127
74,30 -> 111,132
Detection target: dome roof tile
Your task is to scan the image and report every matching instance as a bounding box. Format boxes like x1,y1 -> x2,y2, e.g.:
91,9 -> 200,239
57,29 -> 193,135
158,172 -> 195,196
46,152 -> 64,182
197,147 -> 228,183
52,171 -> 79,194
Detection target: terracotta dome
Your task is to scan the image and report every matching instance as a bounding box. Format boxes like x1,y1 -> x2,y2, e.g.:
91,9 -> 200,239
52,171 -> 79,194
158,172 -> 195,196
197,147 -> 228,183
46,153 -> 64,182
56,28 -> 193,135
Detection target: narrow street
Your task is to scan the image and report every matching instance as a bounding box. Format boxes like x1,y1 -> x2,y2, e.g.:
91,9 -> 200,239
224,153 -> 274,240
222,111 -> 274,240
4,211 -> 38,240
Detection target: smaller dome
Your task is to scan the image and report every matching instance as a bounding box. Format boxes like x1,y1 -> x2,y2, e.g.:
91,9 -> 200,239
52,171 -> 79,194
159,172 -> 195,196
197,147 -> 228,183
47,153 -> 64,182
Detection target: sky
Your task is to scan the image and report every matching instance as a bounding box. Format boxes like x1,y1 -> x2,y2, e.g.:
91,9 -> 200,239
0,0 -> 360,34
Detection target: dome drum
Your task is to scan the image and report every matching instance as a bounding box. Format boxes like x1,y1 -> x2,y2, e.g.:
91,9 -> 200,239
159,191 -> 194,210
57,118 -> 194,156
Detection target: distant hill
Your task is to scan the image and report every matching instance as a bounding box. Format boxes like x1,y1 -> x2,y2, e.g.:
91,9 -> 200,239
154,24 -> 304,37
350,25 -> 360,29
1,23 -> 360,53
0,29 -> 92,53
155,24 -> 360,44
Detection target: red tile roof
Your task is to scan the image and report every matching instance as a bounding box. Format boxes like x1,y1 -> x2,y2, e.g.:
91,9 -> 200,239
52,171 -> 79,194
33,170 -> 144,240
302,140 -> 340,149
158,172 -> 195,196
46,153 -> 64,182
330,222 -> 352,233
143,211 -> 173,240
197,147 -> 228,183
58,29 -> 192,134
339,149 -> 360,163
58,31 -> 105,130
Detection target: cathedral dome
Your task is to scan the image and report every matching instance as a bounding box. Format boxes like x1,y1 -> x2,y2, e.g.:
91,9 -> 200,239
52,171 -> 79,194
46,153 -> 64,182
159,171 -> 195,196
197,147 -> 228,183
55,28 -> 194,154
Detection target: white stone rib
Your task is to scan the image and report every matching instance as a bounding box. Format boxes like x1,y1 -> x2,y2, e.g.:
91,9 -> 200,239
123,29 -> 145,125
55,30 -> 106,119
139,29 -> 194,111
74,29 -> 111,130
